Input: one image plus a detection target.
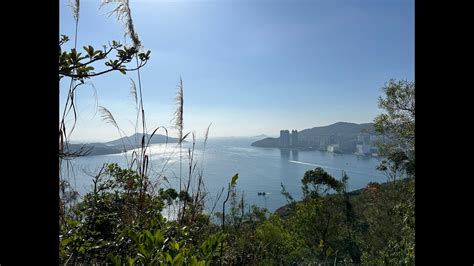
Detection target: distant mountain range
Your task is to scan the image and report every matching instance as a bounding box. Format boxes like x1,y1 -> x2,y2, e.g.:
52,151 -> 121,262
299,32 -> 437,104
104,133 -> 180,146
251,122 -> 376,151
64,133 -> 180,156
250,137 -> 279,148
298,122 -> 375,137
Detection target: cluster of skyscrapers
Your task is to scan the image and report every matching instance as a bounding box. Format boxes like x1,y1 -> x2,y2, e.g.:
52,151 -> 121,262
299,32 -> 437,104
272,126 -> 385,156
355,133 -> 382,155
279,130 -> 298,148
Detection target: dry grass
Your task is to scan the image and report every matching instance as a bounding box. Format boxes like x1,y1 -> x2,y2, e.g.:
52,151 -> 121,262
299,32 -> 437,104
101,0 -> 141,48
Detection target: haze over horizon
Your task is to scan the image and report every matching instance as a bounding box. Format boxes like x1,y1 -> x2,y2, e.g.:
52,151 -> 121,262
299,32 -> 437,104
60,0 -> 414,142
70,121 -> 374,143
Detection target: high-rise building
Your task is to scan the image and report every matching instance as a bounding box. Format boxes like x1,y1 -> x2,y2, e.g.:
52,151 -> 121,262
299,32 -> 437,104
290,130 -> 298,147
356,144 -> 371,155
279,130 -> 290,148
357,133 -> 371,145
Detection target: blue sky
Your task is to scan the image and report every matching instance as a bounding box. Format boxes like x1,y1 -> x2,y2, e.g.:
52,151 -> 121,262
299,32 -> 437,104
60,0 -> 414,142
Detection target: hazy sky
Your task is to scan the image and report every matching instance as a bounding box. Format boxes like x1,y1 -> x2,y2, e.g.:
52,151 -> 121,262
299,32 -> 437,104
60,0 -> 414,142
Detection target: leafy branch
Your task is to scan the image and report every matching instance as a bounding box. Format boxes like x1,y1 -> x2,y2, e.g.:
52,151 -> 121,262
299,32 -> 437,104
59,37 -> 150,82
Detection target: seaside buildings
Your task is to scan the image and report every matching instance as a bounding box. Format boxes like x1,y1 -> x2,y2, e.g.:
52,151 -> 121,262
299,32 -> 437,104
277,129 -> 383,155
280,129 -> 298,148
290,130 -> 298,147
279,130 -> 290,148
356,144 -> 371,155
327,144 -> 340,153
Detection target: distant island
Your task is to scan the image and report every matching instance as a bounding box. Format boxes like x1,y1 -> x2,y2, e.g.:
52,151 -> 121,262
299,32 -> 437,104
251,122 -> 383,156
65,133 -> 180,156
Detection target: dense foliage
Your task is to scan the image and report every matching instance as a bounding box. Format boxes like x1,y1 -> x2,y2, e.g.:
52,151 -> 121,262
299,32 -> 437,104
374,79 -> 415,181
60,165 -> 415,264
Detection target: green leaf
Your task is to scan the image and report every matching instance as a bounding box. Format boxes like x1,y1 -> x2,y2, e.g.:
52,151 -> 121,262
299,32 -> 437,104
107,254 -> 122,266
138,244 -> 149,258
127,256 -> 135,266
165,253 -> 173,262
154,230 -> 164,244
172,241 -> 180,251
145,230 -> 153,241
61,238 -> 71,246
173,253 -> 183,264
231,173 -> 239,186
326,246 -> 334,257
190,256 -> 198,265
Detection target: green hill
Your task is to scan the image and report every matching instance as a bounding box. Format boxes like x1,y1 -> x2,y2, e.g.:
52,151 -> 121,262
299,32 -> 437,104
65,133 -> 179,156
298,122 -> 374,137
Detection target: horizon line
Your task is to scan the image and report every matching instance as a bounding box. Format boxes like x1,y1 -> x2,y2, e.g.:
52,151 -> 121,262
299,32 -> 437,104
69,120 -> 374,143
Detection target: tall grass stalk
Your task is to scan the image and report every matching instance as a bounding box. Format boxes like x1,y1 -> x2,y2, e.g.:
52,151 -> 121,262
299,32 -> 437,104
101,0 -> 141,48
60,0 -> 81,221
191,124 -> 212,221
173,78 -> 185,221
